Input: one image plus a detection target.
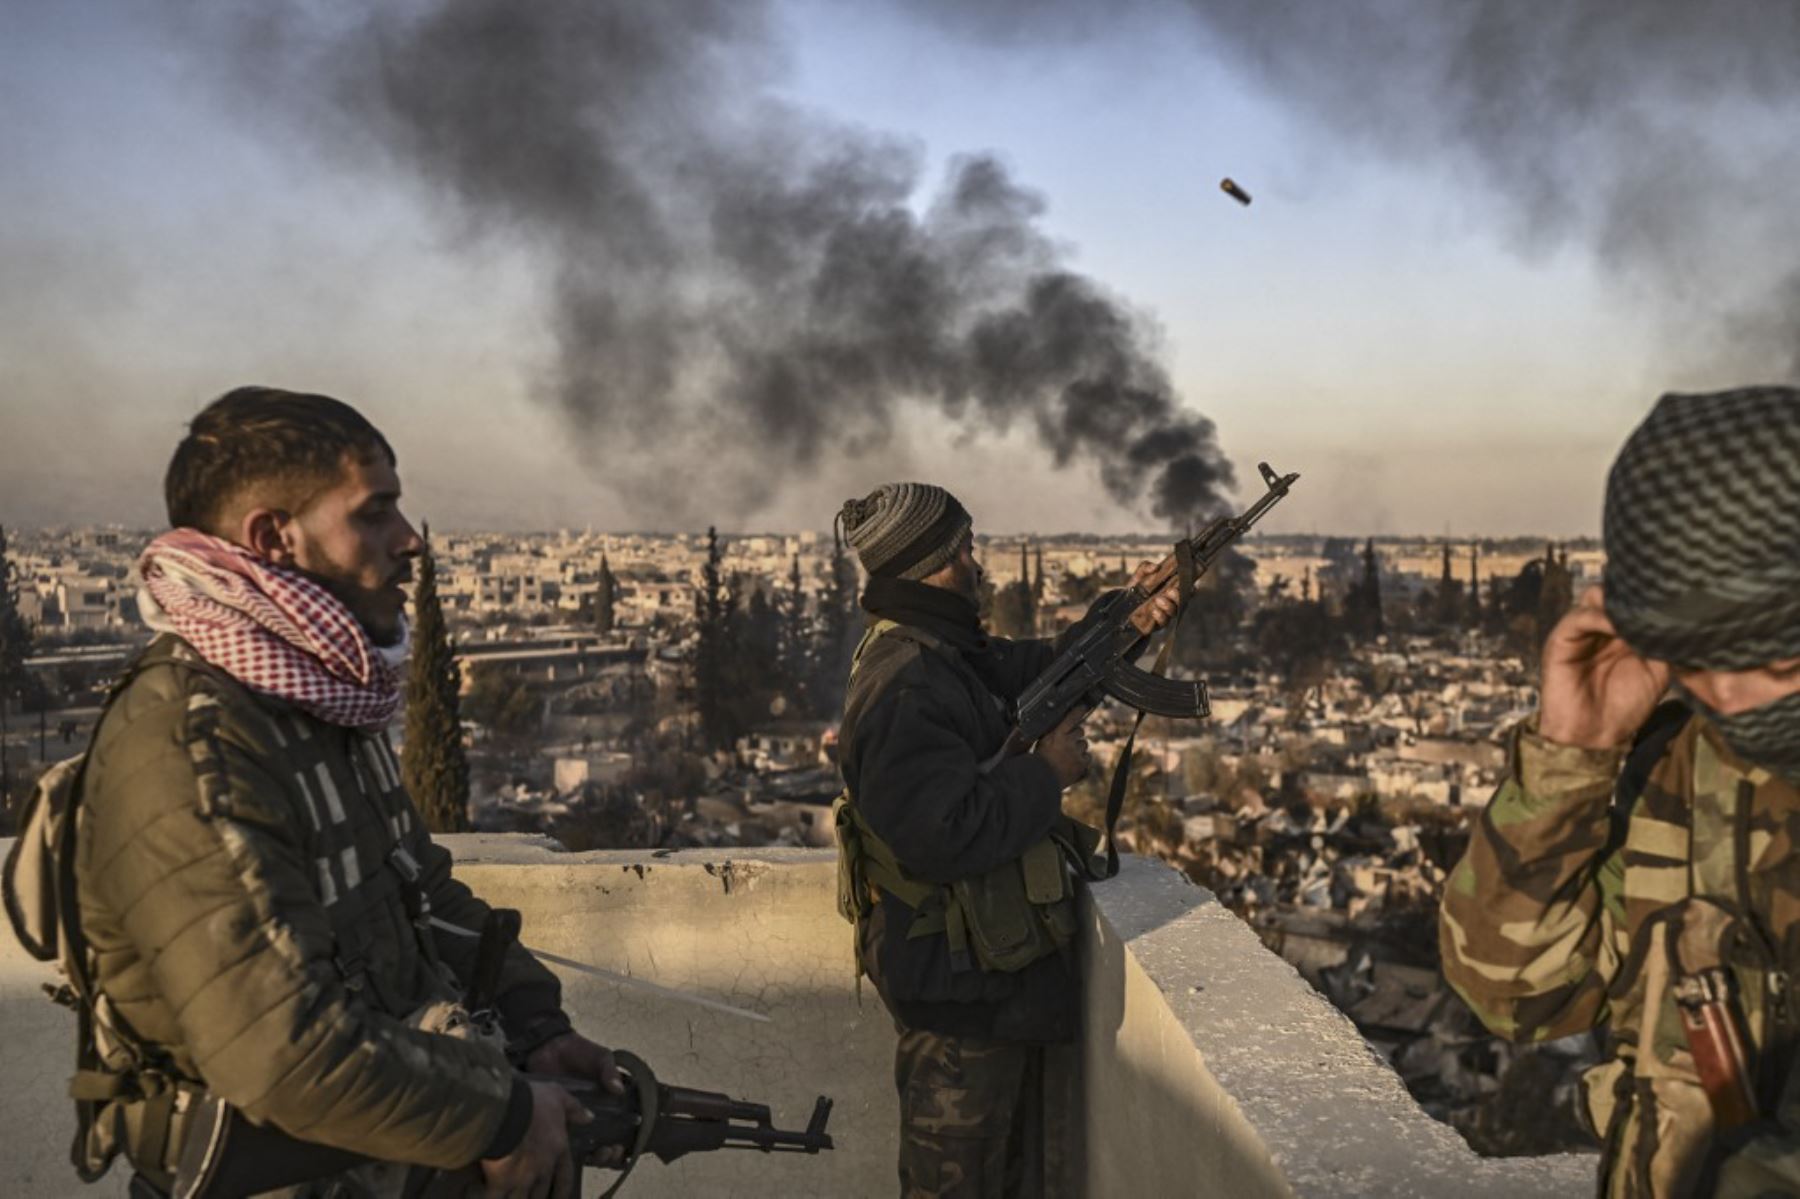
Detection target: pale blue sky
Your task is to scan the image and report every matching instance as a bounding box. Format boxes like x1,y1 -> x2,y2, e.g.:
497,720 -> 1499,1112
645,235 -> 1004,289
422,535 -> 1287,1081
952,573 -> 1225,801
0,2 -> 1778,535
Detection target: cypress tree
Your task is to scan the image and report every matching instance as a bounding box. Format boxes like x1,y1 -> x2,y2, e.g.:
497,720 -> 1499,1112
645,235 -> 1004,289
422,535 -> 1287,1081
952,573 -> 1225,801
1537,542 -> 1575,643
813,543 -> 862,718
1346,537 -> 1384,639
1467,546 -> 1482,628
594,552 -> 617,634
693,527 -> 732,749
1433,541 -> 1463,628
0,526 -> 34,811
0,525 -> 29,691
402,526 -> 471,832
781,554 -> 808,707
1017,541 -> 1036,636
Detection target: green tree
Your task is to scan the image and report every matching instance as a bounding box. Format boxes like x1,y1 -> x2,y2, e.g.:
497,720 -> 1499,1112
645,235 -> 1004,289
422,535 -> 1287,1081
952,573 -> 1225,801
1059,568 -> 1104,607
463,668 -> 540,738
1537,544 -> 1575,643
693,527 -> 735,749
810,543 -> 862,718
733,581 -> 784,727
990,583 -> 1034,639
1344,537 -> 1384,640
0,525 -> 36,815
594,552 -> 617,634
1467,545 -> 1484,629
1173,544 -> 1257,670
401,527 -> 471,832
779,554 -> 809,710
1017,542 -> 1036,635
1252,598 -> 1342,714
1433,542 -> 1464,629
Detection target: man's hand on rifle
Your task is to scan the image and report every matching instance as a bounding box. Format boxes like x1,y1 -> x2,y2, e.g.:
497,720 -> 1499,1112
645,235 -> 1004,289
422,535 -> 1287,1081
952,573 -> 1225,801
481,1031 -> 630,1195
481,1078 -> 591,1199
529,1032 -> 629,1167
1034,707 -> 1090,788
526,1031 -> 626,1096
1130,560 -> 1181,631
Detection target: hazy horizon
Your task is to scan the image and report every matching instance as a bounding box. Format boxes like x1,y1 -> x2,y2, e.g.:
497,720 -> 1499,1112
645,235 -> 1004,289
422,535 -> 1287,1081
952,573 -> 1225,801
5,3 -> 1795,539
3,519 -> 1605,546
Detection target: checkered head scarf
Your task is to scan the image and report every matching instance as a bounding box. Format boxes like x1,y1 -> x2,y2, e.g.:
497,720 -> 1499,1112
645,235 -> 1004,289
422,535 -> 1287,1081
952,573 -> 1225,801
1603,387 -> 1800,670
837,483 -> 971,580
135,528 -> 406,728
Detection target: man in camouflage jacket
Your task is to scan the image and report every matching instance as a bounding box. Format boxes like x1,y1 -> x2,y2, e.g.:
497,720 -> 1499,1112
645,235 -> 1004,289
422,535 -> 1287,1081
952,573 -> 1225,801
1441,387 -> 1800,1197
73,388 -> 621,1198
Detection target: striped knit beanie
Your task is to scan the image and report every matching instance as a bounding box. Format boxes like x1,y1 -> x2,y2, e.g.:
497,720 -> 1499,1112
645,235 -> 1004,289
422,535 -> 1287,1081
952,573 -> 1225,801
1603,386 -> 1800,670
837,483 -> 971,580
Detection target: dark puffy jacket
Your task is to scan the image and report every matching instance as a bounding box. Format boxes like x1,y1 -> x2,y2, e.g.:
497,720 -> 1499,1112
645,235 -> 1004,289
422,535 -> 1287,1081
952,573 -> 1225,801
838,593 -> 1077,1043
75,636 -> 565,1178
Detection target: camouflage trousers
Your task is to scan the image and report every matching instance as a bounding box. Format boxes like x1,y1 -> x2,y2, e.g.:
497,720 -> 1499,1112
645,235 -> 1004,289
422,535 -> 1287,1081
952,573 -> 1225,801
895,1029 -> 1070,1199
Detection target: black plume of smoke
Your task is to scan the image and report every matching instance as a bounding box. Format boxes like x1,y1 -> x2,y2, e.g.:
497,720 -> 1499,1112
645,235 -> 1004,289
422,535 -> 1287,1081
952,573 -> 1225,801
202,0 -> 1232,527
922,0 -> 1800,379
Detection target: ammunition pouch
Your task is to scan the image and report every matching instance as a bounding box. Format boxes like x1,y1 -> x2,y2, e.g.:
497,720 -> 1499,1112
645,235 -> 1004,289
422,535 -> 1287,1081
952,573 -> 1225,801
832,616 -> 1106,977
833,794 -> 1084,975
68,1062 -> 208,1190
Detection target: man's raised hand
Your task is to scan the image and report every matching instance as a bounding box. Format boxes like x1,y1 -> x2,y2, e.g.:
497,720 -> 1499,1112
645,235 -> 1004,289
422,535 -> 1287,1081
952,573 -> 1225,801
1131,560 -> 1181,632
1537,587 -> 1671,751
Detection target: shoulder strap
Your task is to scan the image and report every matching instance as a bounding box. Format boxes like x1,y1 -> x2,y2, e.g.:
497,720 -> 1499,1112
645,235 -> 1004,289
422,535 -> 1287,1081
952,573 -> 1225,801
848,618 -> 901,679
875,624 -> 1001,713
1618,700 -> 1693,813
1599,700 -> 1694,862
51,637 -> 226,1006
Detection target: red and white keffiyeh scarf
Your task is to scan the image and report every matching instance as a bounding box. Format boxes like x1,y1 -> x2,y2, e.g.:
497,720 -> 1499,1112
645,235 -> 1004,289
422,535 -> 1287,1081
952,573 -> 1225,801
135,529 -> 407,729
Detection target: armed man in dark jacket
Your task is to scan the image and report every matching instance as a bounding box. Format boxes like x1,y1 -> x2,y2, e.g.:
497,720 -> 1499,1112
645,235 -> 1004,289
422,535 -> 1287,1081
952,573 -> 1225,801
833,483 -> 1175,1198
54,388 -> 625,1198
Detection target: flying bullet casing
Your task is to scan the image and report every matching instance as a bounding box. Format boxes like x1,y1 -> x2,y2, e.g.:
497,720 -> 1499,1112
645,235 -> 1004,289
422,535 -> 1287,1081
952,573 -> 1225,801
1220,177 -> 1252,206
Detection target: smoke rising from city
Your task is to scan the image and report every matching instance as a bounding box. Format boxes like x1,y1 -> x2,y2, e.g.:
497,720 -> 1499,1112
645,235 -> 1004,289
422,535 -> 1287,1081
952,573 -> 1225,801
921,0 -> 1800,378
193,0 -> 1234,528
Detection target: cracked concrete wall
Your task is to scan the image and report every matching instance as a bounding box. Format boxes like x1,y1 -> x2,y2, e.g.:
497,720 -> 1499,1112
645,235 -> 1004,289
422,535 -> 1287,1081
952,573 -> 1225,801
442,838 -> 894,1197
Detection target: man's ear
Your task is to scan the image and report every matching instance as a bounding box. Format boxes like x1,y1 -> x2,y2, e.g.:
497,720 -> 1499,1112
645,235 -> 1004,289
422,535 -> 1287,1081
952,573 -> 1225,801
238,507 -> 297,566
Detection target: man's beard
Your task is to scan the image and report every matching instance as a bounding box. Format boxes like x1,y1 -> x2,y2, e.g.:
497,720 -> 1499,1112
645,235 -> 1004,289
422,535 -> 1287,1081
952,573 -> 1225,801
953,562 -> 984,606
294,555 -> 410,647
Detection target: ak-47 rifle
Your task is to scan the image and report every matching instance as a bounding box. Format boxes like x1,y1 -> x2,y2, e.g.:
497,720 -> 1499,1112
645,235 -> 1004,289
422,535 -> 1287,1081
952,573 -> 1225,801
998,462 -> 1299,876
170,1051 -> 833,1199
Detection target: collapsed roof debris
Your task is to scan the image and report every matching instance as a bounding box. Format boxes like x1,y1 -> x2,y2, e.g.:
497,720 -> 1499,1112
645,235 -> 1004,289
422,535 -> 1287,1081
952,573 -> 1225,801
1118,789 -> 1597,1156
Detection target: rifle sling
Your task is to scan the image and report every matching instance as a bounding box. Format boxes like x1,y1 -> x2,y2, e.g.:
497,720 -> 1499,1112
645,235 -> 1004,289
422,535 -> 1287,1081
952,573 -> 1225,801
597,1051 -> 662,1199
1176,538 -> 1197,613
1098,588 -> 1189,881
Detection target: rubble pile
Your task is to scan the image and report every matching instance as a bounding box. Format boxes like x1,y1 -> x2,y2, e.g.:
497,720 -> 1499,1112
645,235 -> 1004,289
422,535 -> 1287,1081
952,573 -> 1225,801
1120,792 -> 1598,1156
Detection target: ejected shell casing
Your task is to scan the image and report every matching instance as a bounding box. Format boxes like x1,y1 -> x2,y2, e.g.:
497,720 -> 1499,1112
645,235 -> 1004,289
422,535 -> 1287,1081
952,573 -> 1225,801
1220,177 -> 1252,206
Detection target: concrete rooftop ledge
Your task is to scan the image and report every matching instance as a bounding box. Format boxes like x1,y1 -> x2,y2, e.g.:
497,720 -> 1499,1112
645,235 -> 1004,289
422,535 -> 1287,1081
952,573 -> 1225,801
1,836 -> 1594,1197
1080,856 -> 1593,1197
